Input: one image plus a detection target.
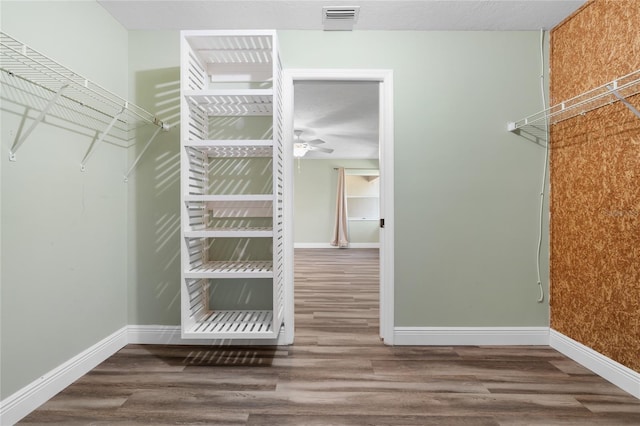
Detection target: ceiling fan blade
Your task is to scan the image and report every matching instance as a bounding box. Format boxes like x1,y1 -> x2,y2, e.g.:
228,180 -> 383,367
307,138 -> 325,145
310,146 -> 334,154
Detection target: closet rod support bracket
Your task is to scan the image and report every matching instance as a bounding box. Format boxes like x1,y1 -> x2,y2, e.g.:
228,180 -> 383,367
123,124 -> 170,183
80,106 -> 126,172
607,85 -> 640,120
9,84 -> 69,161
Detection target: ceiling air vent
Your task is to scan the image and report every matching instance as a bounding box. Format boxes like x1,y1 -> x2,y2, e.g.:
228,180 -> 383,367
322,6 -> 360,31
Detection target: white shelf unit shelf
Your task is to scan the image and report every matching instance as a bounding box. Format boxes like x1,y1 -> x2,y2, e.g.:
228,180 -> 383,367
185,310 -> 275,338
184,194 -> 274,202
184,90 -> 274,116
184,140 -> 273,158
0,31 -> 166,167
184,228 -> 273,238
180,30 -> 284,340
185,260 -> 274,279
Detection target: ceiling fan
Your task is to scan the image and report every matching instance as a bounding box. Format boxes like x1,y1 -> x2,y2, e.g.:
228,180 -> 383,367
293,129 -> 334,157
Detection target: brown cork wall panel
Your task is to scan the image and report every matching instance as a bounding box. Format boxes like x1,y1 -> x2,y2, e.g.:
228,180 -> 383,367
551,0 -> 640,103
550,0 -> 640,373
550,102 -> 640,371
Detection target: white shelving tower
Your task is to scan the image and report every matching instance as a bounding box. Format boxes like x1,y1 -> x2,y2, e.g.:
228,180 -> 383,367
180,30 -> 284,339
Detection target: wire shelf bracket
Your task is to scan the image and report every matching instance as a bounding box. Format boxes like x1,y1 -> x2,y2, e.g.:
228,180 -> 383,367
124,125 -> 164,182
1,31 -> 168,167
608,84 -> 640,120
80,106 -> 125,171
9,84 -> 69,161
508,68 -> 640,134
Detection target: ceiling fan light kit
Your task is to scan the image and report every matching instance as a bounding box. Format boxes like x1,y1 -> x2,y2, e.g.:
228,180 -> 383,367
293,143 -> 308,158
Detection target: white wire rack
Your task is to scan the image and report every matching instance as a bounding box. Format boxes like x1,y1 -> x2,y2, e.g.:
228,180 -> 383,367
0,31 -> 167,169
508,68 -> 640,140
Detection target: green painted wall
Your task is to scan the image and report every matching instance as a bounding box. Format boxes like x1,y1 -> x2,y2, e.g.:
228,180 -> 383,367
0,1 -> 129,398
294,159 -> 380,244
278,31 -> 549,327
126,30 -> 548,329
0,25 -> 551,401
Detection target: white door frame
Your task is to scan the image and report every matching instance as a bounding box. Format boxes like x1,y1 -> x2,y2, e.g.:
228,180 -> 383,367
281,69 -> 395,345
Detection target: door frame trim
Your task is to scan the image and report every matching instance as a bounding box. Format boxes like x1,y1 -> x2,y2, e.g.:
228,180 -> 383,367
281,69 -> 395,345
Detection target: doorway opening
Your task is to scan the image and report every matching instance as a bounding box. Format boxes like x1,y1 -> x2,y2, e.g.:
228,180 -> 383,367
282,69 -> 394,345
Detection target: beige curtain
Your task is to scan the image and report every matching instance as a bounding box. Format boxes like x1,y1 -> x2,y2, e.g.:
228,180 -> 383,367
330,167 -> 349,248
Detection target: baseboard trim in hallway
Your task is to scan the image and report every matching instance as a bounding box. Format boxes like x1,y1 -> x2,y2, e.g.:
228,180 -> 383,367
394,326 -> 550,346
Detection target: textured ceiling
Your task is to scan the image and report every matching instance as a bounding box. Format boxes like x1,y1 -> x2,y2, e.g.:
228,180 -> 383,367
98,1 -> 586,31
294,81 -> 379,159
98,0 -> 586,159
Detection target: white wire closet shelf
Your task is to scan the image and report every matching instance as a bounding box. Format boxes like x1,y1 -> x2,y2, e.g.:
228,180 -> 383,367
508,68 -> 640,139
0,31 -> 167,164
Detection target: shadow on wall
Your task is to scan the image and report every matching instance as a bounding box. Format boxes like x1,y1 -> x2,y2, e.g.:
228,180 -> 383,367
133,67 -> 182,323
132,67 -> 275,325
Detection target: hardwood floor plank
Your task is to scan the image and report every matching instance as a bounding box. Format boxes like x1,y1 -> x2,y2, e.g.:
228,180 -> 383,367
18,248 -> 640,425
372,359 -> 571,378
275,377 -> 491,394
483,376 -> 634,397
576,394 -> 640,414
247,414 -> 501,425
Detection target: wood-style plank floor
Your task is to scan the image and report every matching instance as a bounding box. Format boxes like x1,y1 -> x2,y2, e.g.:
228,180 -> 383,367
20,248 -> 640,425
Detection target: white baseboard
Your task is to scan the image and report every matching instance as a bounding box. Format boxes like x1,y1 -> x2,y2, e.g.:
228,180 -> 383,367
0,326 -> 128,426
128,325 -> 289,346
550,329 -> 640,399
0,324 -> 287,425
294,242 -> 380,249
394,326 -> 550,346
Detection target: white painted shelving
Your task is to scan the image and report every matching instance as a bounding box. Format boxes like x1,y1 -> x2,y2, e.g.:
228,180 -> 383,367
180,30 -> 284,339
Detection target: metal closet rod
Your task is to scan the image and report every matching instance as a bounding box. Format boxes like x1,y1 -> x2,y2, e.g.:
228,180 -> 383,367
508,67 -> 640,132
